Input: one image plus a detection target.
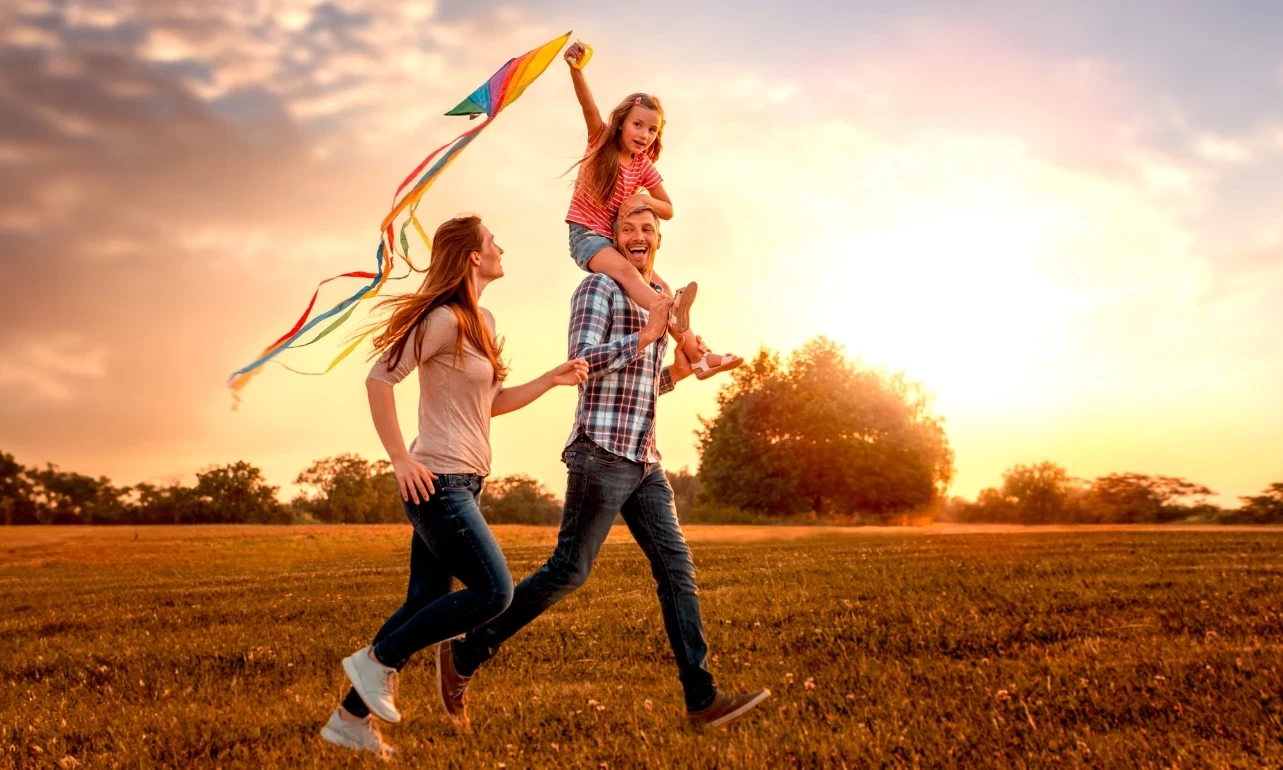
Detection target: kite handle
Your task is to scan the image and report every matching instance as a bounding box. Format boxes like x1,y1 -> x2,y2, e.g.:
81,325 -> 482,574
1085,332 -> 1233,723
568,40 -> 593,70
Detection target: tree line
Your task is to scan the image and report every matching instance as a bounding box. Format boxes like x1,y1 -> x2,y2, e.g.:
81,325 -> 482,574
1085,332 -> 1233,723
4,336 -> 1278,526
0,452 -> 563,526
942,462 -> 1283,525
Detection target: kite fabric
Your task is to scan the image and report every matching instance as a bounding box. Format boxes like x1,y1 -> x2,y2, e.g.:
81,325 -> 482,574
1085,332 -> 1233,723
226,31 -> 572,402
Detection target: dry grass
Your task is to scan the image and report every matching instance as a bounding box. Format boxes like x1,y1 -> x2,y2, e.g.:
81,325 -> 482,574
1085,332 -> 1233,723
3,525 -> 1281,768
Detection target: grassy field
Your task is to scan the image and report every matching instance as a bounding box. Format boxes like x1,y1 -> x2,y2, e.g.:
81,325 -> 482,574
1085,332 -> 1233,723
2,524 -> 1281,768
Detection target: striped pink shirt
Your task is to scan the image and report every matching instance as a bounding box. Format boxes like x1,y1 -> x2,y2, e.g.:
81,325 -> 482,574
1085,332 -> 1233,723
566,141 -> 663,238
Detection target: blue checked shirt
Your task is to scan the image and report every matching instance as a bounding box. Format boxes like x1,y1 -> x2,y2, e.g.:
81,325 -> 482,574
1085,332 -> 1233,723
564,273 -> 675,463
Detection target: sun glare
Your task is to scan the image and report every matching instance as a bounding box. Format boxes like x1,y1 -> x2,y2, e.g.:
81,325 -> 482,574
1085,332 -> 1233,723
796,199 -> 1076,408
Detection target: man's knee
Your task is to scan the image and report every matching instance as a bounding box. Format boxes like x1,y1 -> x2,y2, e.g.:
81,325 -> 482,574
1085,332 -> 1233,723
652,547 -> 698,595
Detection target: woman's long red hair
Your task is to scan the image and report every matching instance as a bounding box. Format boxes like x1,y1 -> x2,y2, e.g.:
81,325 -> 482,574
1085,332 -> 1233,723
369,216 -> 507,381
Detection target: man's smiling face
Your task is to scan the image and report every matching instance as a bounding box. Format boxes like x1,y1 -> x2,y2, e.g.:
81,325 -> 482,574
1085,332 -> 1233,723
613,207 -> 661,274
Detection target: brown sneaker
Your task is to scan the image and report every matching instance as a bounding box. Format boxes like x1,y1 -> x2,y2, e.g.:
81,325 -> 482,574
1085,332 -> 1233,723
687,688 -> 771,728
436,638 -> 470,722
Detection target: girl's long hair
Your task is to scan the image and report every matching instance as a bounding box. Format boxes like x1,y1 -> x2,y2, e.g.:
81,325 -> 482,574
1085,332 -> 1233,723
570,92 -> 664,206
369,215 -> 507,382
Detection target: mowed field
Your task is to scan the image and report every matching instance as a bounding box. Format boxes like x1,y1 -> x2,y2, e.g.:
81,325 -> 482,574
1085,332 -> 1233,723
2,525 -> 1281,769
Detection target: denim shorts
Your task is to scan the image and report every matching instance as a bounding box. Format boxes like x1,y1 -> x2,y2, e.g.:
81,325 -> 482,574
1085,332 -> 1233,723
569,223 -> 614,272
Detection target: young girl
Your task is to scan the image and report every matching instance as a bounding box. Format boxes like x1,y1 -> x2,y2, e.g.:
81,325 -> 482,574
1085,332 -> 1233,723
563,41 -> 741,380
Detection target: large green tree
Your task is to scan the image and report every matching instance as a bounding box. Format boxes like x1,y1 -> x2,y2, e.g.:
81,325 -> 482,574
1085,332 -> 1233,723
697,337 -> 954,520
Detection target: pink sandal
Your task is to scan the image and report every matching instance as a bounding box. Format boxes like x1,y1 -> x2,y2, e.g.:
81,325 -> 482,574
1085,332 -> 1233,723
691,337 -> 742,380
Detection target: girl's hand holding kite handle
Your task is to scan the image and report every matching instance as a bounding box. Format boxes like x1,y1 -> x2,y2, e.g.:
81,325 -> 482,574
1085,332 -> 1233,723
564,40 -> 592,68
566,41 -> 604,139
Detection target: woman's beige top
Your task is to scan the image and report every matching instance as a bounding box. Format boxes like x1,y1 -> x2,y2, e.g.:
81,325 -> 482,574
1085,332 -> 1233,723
367,305 -> 502,475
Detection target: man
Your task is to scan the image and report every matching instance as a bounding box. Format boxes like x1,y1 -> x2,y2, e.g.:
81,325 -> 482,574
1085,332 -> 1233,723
440,204 -> 770,727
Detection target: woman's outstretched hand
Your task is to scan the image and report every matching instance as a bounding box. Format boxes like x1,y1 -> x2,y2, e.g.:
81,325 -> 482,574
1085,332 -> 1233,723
392,454 -> 437,504
550,358 -> 590,386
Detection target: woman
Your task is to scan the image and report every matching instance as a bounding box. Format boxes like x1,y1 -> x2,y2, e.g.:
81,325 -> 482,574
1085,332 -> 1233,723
320,215 -> 588,756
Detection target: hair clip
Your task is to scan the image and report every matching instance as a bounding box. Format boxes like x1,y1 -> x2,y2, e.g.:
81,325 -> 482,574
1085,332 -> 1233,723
634,96 -> 642,105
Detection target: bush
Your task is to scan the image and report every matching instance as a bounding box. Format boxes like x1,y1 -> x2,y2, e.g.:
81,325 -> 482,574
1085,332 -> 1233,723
483,475 -> 562,525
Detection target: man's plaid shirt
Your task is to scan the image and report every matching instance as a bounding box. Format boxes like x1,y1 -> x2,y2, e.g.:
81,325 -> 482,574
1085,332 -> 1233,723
564,273 -> 675,463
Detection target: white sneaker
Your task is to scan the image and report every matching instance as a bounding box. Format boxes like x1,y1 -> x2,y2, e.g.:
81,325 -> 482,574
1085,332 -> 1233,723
320,709 -> 396,757
342,647 -> 402,723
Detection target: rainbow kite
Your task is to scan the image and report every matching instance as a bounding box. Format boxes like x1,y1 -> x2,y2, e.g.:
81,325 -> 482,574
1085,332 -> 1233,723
227,32 -> 572,401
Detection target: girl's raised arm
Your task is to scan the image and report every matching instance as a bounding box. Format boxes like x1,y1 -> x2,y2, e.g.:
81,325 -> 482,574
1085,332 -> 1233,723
565,42 -> 604,139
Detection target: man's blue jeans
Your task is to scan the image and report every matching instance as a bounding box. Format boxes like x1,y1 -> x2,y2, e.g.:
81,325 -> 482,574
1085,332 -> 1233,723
454,436 -> 717,711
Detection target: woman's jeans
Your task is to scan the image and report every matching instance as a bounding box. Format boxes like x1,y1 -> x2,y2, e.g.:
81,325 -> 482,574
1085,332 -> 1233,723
341,473 -> 512,718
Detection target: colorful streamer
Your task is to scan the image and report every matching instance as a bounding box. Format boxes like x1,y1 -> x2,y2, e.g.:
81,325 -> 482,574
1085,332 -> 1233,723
227,32 -> 572,402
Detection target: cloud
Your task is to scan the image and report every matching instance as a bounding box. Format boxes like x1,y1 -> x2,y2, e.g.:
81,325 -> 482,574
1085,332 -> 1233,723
0,336 -> 109,403
1195,134 -> 1254,163
3,22 -> 60,49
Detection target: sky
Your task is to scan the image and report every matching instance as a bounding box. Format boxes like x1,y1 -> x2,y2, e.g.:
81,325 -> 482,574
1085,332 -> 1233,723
2,0 -> 1281,507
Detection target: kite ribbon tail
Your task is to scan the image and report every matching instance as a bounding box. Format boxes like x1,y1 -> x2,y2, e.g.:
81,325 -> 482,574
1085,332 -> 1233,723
382,118 -> 492,232
273,328 -> 374,377
228,242 -> 390,397
321,329 -> 375,373
288,302 -> 360,350
407,208 -> 432,271
261,269 -> 377,353
227,266 -> 378,400
392,117 -> 493,205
